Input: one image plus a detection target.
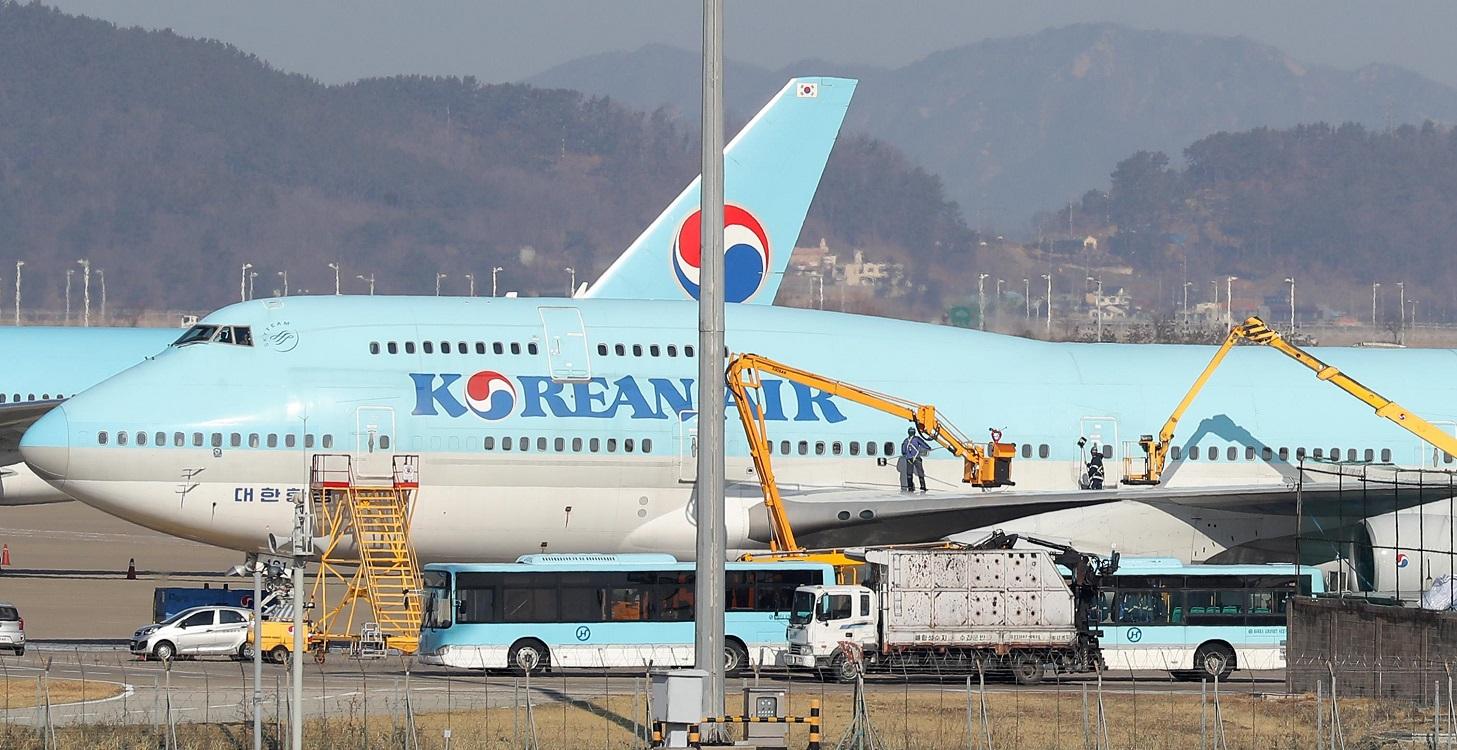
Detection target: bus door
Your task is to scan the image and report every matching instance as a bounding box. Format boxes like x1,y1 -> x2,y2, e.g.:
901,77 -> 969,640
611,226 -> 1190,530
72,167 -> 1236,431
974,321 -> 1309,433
1419,420 -> 1457,468
354,406 -> 396,479
1079,416 -> 1119,486
538,306 -> 591,381
678,410 -> 698,482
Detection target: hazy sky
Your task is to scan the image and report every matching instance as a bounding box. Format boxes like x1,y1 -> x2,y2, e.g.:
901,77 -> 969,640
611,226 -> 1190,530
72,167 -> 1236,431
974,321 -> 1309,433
43,1 -> 1457,88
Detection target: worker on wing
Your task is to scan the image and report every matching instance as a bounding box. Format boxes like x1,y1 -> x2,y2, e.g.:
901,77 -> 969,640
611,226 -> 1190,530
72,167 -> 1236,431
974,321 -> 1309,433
1086,448 -> 1105,490
901,426 -> 933,492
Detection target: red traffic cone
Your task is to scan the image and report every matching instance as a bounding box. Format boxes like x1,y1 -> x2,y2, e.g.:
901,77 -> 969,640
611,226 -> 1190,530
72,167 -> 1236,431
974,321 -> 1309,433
126,558 -> 137,580
1,544 -> 8,569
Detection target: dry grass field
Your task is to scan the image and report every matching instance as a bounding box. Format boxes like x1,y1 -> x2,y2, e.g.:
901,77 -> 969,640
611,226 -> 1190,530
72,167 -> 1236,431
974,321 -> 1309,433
0,677 -> 124,710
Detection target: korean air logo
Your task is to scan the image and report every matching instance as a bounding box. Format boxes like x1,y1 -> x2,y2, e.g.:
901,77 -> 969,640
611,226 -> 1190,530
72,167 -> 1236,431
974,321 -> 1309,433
464,371 -> 516,420
1397,552 -> 1410,569
672,204 -> 771,303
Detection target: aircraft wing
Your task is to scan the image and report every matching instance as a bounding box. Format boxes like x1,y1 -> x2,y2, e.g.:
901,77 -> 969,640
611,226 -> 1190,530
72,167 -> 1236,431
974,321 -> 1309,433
0,399 -> 62,464
761,473 -> 1453,549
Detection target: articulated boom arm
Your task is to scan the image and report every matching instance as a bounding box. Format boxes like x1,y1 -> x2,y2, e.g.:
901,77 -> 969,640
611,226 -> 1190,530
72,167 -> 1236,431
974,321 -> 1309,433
1127,316 -> 1457,485
725,353 -> 1014,553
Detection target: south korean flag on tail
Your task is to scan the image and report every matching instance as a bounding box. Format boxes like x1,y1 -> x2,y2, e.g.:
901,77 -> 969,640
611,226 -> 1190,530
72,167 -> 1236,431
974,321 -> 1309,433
796,82 -> 818,98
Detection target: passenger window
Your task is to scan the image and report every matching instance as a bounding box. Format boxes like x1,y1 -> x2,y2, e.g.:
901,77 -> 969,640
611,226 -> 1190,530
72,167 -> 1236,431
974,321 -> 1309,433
597,344 -> 608,356
154,431 -> 165,446
1261,447 -> 1272,461
849,442 -> 860,456
685,345 -> 695,357
379,435 -> 390,450
884,442 -> 895,456
528,342 -> 538,355
1038,444 -> 1049,459
405,342 -> 416,354
1171,446 -> 1182,460
97,431 -> 108,445
219,610 -> 245,625
493,342 -> 504,355
249,433 -> 260,448
267,434 -> 278,448
501,437 -> 512,452
458,341 -> 467,353
1206,446 -> 1217,460
1021,444 -> 1031,458
554,437 -> 565,452
322,434 -> 333,449
518,437 -> 528,451
475,342 -> 486,354
537,437 -> 547,451
1278,447 -> 1289,461
387,342 -> 398,354
624,438 -> 635,453
1227,446 -> 1237,461
632,344 -> 643,357
180,611 -> 214,628
172,432 -> 183,447
667,345 -> 678,357
615,344 -> 626,356
1329,447 -> 1339,459
650,345 -> 660,357
193,433 -> 204,447
1312,448 -> 1323,459
510,343 -> 521,355
285,434 -> 296,448
607,438 -> 618,452
118,431 -> 129,446
369,342 -> 380,354
642,438 -> 652,453
137,431 -> 147,446
1347,449 -> 1357,462
572,437 -> 582,452
832,442 -> 843,455
423,341 -> 434,354
483,437 -> 495,450
1364,449 -> 1374,462
230,433 -> 241,448
1188,447 -> 1199,461
815,442 -> 826,455
305,434 -> 315,449
798,441 -> 808,455
590,438 -> 600,452
1296,447 -> 1307,460
1381,448 -> 1392,462
441,342 -> 452,354
1245,446 -> 1255,460
860,594 -> 872,617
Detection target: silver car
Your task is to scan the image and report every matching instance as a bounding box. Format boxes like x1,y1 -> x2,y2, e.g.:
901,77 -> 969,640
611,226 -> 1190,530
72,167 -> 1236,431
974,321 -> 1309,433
0,602 -> 25,655
130,606 -> 251,661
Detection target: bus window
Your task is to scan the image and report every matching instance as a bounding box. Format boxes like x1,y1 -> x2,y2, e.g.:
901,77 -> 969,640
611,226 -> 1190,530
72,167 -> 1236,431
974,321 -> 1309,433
654,573 -> 695,621
607,585 -> 648,622
1113,591 -> 1171,625
502,586 -> 557,623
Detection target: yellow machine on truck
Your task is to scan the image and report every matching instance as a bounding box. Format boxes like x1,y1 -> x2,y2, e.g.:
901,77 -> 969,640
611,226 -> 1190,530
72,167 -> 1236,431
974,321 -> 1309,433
1125,316 -> 1457,485
725,353 -> 1015,574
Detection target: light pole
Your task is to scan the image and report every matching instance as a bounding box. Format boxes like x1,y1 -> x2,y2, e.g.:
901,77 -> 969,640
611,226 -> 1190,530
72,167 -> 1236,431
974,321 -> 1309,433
1224,275 -> 1237,328
356,274 -> 375,295
277,270 -> 289,297
1371,282 -> 1380,327
435,272 -> 447,296
977,272 -> 988,330
995,278 -> 1004,304
77,259 -> 90,326
1087,276 -> 1103,342
1041,273 -> 1052,335
564,267 -> 575,297
64,269 -> 73,325
249,272 -> 257,301
327,262 -> 340,295
1182,281 -> 1192,320
1397,282 -> 1406,338
491,266 -> 503,297
1411,299 -> 1419,329
13,260 -> 22,326
240,263 -> 253,303
1023,278 -> 1030,320
463,273 -> 474,297
98,269 -> 106,322
1210,279 -> 1218,305
1284,277 -> 1295,332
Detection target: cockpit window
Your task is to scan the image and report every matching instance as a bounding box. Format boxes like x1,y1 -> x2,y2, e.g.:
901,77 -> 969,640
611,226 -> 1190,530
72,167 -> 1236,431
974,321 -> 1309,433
216,327 -> 235,345
173,325 -> 218,346
234,327 -> 253,346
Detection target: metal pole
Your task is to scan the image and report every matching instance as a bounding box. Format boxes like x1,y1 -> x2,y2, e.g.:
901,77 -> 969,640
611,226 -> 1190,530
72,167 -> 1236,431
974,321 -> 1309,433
1023,278 -> 1030,320
65,270 -> 72,325
13,261 -> 21,326
1371,283 -> 1379,327
241,263 -> 252,303
492,267 -> 502,297
252,556 -> 263,750
977,273 -> 987,330
291,558 -> 304,750
80,260 -> 90,326
1286,277 -> 1295,332
694,0 -> 727,727
99,270 -> 106,322
1043,274 -> 1051,334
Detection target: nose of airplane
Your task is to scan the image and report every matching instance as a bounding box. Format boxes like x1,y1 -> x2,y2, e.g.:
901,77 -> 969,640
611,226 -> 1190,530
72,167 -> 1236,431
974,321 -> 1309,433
20,404 -> 70,485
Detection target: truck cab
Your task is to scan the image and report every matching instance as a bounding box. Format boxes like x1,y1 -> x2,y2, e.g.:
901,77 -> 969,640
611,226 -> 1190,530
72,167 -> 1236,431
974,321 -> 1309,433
785,584 -> 878,680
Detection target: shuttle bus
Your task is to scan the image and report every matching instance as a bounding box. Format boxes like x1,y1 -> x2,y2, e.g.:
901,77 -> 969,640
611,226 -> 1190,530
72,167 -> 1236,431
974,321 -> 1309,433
1096,557 -> 1323,678
417,554 -> 835,674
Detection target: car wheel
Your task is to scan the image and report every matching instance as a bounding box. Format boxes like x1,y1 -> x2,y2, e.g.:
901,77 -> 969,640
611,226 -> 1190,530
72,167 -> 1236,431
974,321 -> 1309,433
13,647 -> 23,657
507,640 -> 549,676
723,640 -> 749,677
152,641 -> 176,662
1195,643 -> 1235,680
236,643 -> 251,661
269,645 -> 291,665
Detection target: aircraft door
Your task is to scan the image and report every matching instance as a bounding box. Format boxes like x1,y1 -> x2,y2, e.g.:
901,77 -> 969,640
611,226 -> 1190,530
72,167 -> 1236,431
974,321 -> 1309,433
678,410 -> 698,483
1078,416 -> 1119,486
1419,420 -> 1457,468
354,407 -> 396,479
538,306 -> 591,381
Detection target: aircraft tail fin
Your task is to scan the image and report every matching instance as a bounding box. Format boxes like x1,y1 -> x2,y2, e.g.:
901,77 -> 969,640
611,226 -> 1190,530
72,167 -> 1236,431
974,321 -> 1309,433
583,77 -> 856,304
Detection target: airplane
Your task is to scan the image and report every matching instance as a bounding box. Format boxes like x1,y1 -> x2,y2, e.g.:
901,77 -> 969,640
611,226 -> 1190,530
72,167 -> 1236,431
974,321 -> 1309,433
0,75 -> 853,505
20,291 -> 1457,598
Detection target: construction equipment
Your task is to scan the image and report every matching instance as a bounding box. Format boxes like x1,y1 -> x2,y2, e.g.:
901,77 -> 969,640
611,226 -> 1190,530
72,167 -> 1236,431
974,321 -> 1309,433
1125,316 -> 1457,485
307,454 -> 425,655
726,353 -> 1015,574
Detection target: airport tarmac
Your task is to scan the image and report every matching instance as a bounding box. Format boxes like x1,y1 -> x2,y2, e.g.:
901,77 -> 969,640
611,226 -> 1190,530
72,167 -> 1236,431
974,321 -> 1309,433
0,647 -> 1281,727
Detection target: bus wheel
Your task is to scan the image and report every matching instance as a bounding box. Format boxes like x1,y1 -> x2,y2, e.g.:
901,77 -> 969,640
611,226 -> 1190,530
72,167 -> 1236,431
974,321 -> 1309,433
508,640 -> 549,676
1195,644 -> 1235,680
1011,654 -> 1045,685
723,640 -> 748,676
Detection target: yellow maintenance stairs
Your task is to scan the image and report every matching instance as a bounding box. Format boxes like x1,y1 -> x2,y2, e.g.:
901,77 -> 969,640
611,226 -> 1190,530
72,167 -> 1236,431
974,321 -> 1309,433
308,453 -> 424,656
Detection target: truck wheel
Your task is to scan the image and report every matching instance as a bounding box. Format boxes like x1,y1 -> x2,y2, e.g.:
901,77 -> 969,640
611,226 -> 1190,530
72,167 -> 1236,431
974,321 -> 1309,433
269,645 -> 291,665
1012,655 -> 1045,685
723,640 -> 749,676
508,640 -> 549,676
152,641 -> 176,663
1194,644 -> 1235,680
829,652 -> 859,684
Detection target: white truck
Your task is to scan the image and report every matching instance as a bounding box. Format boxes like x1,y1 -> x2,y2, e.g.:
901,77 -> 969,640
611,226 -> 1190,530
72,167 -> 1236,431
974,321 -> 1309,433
785,545 -> 1114,683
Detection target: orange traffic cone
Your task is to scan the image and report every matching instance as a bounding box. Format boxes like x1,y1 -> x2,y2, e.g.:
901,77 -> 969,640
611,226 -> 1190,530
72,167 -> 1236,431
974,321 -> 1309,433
126,558 -> 136,580
0,544 -> 8,569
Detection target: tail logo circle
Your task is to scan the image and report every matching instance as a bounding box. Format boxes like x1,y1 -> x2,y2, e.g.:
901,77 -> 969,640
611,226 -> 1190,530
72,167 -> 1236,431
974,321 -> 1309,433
464,371 -> 516,420
672,204 -> 770,303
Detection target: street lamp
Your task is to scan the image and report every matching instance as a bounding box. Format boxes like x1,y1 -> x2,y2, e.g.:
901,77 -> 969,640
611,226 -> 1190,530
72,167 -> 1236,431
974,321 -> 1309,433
491,266 -> 503,297
13,260 -> 23,326
240,263 -> 253,303
1224,275 -> 1238,329
1041,273 -> 1052,335
1397,282 -> 1406,338
977,272 -> 988,330
464,273 -> 474,297
1411,299 -> 1419,329
1023,278 -> 1030,320
1087,276 -> 1103,342
98,269 -> 106,322
64,269 -> 73,325
435,272 -> 448,296
249,271 -> 257,301
355,274 -> 375,295
277,270 -> 288,296
77,259 -> 90,326
1371,282 -> 1380,327
564,267 -> 576,298
1182,281 -> 1192,320
1284,277 -> 1295,333
327,262 -> 341,296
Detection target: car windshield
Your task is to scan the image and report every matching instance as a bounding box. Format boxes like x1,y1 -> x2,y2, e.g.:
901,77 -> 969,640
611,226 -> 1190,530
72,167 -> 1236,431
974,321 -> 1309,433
0,606 -> 17,621
159,608 -> 203,626
789,590 -> 816,626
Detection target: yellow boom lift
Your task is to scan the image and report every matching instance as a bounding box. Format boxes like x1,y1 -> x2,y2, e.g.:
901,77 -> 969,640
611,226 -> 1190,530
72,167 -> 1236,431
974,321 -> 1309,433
1125,316 -> 1457,485
725,353 -> 1015,572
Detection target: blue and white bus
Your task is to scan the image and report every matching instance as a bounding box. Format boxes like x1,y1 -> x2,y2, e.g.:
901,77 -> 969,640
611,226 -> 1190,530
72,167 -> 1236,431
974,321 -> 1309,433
417,554 -> 835,674
1096,558 -> 1324,678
